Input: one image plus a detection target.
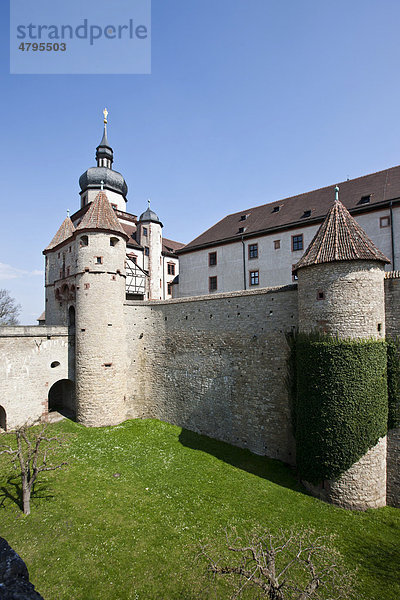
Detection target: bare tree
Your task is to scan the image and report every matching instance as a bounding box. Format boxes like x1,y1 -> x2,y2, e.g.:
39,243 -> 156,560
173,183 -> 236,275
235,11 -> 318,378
200,527 -> 357,600
0,423 -> 67,515
0,289 -> 21,325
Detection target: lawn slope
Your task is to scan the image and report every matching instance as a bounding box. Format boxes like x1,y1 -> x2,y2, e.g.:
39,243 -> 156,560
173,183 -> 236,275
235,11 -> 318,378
0,418 -> 399,599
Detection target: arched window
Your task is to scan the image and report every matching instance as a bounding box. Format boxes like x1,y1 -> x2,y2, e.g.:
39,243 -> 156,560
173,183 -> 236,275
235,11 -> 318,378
110,237 -> 119,247
80,235 -> 89,247
68,306 -> 75,327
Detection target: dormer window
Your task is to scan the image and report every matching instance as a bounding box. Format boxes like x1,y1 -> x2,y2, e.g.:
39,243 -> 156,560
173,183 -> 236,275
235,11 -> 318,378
359,195 -> 371,205
238,227 -> 245,234
272,206 -> 281,213
239,215 -> 248,221
302,210 -> 312,218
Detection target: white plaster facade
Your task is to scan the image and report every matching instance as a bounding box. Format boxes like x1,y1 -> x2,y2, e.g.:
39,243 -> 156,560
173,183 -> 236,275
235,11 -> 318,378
176,205 -> 400,298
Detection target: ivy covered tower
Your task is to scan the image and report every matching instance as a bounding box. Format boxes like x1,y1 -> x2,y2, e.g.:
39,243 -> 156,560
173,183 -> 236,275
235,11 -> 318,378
74,190 -> 129,426
294,187 -> 390,509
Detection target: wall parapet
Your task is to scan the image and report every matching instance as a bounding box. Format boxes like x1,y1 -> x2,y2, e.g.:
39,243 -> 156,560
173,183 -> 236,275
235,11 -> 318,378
0,326 -> 68,338
124,283 -> 298,307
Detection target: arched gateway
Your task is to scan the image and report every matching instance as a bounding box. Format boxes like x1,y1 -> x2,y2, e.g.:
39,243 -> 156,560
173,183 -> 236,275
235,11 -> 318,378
48,379 -> 75,419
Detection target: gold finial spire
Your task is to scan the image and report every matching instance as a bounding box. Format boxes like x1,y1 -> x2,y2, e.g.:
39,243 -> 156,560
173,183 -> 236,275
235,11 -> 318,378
103,108 -> 108,124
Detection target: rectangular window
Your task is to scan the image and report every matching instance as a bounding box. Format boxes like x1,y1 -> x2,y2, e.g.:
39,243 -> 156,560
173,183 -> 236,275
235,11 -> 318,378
143,227 -> 148,237
96,256 -> 103,264
209,276 -> 218,291
168,263 -> 175,275
167,283 -> 172,295
66,267 -> 70,276
248,243 -> 258,259
380,216 -> 390,228
209,252 -> 217,266
249,270 -> 259,286
292,234 -> 303,251
145,246 -> 150,256
274,240 -> 280,250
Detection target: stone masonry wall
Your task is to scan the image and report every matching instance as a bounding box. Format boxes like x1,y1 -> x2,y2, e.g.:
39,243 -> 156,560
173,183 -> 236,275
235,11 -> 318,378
385,272 -> 400,507
0,326 -> 70,429
298,261 -> 386,339
303,437 -> 387,510
124,285 -> 298,463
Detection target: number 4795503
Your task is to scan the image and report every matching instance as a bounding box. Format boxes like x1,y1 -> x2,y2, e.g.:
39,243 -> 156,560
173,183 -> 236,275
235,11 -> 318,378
18,42 -> 66,51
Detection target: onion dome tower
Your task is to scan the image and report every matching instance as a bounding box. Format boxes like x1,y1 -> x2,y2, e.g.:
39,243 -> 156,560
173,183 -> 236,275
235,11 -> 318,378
74,190 -> 129,426
138,200 -> 164,300
79,109 -> 128,212
294,186 -> 390,510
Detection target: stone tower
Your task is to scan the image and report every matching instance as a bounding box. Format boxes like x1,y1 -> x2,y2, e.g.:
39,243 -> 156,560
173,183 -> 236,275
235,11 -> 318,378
74,191 -> 129,426
137,202 -> 163,300
294,188 -> 390,509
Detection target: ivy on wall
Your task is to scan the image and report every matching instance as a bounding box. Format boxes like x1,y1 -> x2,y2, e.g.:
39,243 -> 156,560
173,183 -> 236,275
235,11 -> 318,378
387,336 -> 400,429
294,334 -> 388,483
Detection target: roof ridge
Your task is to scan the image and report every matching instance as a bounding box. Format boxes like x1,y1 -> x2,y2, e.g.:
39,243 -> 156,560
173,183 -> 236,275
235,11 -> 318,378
223,164 -> 400,218
76,191 -> 127,236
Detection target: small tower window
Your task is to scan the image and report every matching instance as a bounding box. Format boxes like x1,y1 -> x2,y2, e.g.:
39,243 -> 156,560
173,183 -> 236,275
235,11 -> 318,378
317,290 -> 325,301
143,227 -> 148,237
96,257 -> 103,264
145,247 -> 150,256
110,237 -> 119,247
80,235 -> 89,247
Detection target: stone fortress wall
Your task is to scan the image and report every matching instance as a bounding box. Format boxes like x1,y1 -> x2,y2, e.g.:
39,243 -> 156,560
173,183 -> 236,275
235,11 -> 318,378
0,275 -> 399,508
124,285 -> 298,463
0,327 -> 70,430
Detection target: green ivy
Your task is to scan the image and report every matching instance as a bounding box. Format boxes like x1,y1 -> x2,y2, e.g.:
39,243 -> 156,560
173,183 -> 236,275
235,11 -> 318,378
295,334 -> 388,483
387,336 -> 400,429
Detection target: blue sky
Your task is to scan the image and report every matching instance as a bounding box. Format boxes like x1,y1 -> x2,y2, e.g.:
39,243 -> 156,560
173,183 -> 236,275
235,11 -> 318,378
2,0 -> 400,323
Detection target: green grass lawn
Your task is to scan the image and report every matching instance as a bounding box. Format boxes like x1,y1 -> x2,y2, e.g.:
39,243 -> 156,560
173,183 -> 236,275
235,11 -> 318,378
0,418 -> 399,599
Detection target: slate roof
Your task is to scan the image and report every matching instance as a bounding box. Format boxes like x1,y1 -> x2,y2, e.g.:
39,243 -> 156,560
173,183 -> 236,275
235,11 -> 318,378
179,165 -> 400,253
121,223 -> 142,248
76,191 -> 127,237
294,199 -> 390,273
45,217 -> 75,251
163,237 -> 185,256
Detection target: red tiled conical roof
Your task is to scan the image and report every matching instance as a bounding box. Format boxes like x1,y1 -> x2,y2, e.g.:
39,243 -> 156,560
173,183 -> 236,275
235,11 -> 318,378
76,191 -> 127,238
45,217 -> 75,251
294,198 -> 390,273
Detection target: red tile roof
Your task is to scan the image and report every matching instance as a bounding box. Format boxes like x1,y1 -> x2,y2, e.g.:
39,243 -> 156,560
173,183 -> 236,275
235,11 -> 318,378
45,217 -> 75,251
76,191 -> 127,238
294,199 -> 390,273
179,165 -> 400,253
